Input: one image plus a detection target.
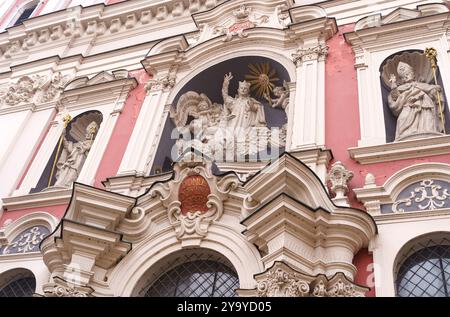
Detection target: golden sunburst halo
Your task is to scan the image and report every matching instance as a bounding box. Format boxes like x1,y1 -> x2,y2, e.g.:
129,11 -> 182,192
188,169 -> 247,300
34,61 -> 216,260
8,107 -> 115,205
245,62 -> 279,101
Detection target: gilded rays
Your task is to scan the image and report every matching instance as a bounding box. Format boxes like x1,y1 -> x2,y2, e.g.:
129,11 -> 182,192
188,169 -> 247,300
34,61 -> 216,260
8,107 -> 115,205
245,62 -> 279,100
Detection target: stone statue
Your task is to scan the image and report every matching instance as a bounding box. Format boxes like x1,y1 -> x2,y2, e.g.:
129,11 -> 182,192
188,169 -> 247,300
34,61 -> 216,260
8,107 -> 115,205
54,121 -> 98,187
265,80 -> 290,114
388,61 -> 444,141
222,72 -> 267,136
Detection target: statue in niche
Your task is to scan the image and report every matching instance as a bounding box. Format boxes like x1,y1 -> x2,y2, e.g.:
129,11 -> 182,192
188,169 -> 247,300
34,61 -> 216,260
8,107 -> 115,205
172,72 -> 276,160
388,61 -> 444,141
222,72 -> 267,136
53,121 -> 98,187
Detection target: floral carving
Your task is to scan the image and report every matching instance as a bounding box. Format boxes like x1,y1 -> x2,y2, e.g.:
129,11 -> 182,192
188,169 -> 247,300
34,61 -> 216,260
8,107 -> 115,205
326,277 -> 365,297
254,263 -> 369,297
392,179 -> 450,213
311,279 -> 327,297
257,267 -> 310,297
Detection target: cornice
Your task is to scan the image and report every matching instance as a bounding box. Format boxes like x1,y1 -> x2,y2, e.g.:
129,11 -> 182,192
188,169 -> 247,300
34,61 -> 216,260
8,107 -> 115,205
348,135 -> 450,165
344,11 -> 450,47
0,0 -> 229,69
2,188 -> 72,211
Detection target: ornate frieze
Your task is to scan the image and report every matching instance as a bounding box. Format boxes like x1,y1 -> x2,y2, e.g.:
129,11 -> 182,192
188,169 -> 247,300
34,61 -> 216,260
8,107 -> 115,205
0,226 -> 50,255
292,44 -> 329,66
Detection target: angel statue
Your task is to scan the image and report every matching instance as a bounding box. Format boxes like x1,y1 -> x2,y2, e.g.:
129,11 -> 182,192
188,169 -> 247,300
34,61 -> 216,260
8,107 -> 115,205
264,80 -> 290,113
171,92 -> 226,158
388,61 -> 444,141
54,121 -> 98,187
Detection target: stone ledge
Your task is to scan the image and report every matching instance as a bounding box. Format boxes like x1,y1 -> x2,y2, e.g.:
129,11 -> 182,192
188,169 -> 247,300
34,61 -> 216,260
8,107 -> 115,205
2,188 -> 72,211
348,135 -> 450,164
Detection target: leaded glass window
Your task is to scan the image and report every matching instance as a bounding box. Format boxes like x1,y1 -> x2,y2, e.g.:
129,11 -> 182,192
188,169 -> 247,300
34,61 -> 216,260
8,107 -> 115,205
396,238 -> 450,297
143,254 -> 239,297
0,272 -> 36,297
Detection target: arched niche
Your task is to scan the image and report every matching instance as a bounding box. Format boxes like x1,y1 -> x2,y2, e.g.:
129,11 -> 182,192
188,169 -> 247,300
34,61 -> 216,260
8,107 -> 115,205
131,248 -> 239,297
379,50 -> 450,143
31,110 -> 103,193
151,56 -> 291,174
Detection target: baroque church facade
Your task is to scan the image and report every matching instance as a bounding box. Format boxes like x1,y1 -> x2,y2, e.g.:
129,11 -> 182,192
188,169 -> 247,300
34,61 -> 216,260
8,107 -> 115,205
0,0 -> 449,298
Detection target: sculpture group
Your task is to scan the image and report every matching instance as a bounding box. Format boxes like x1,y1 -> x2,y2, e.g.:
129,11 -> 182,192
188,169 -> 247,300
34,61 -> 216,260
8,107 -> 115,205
171,72 -> 288,160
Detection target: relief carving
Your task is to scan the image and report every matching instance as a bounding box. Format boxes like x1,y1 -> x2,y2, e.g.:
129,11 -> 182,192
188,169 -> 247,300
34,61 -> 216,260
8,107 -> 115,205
150,157 -> 239,239
0,72 -> 72,108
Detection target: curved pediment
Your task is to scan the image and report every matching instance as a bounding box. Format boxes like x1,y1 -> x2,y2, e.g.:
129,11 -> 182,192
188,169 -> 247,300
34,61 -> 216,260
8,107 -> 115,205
243,153 -> 335,211
192,0 -> 291,29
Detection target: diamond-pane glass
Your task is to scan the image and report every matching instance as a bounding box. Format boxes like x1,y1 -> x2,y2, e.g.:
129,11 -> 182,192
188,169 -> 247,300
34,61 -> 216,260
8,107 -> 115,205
397,244 -> 450,297
144,260 -> 239,297
0,276 -> 36,297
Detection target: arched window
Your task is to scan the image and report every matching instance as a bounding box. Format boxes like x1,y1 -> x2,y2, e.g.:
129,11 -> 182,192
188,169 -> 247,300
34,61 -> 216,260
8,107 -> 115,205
396,235 -> 450,297
0,269 -> 36,297
137,251 -> 239,297
9,1 -> 39,27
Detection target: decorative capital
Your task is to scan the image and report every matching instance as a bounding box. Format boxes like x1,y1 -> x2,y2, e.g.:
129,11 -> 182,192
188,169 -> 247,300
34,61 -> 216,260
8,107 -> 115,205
326,161 -> 353,201
253,262 -> 368,297
256,263 -> 311,297
292,44 -> 328,66
145,74 -> 176,93
326,275 -> 366,297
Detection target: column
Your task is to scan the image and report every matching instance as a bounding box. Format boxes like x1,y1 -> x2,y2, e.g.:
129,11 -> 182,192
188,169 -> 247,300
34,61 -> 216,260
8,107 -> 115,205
290,42 -> 328,150
117,76 -> 173,177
